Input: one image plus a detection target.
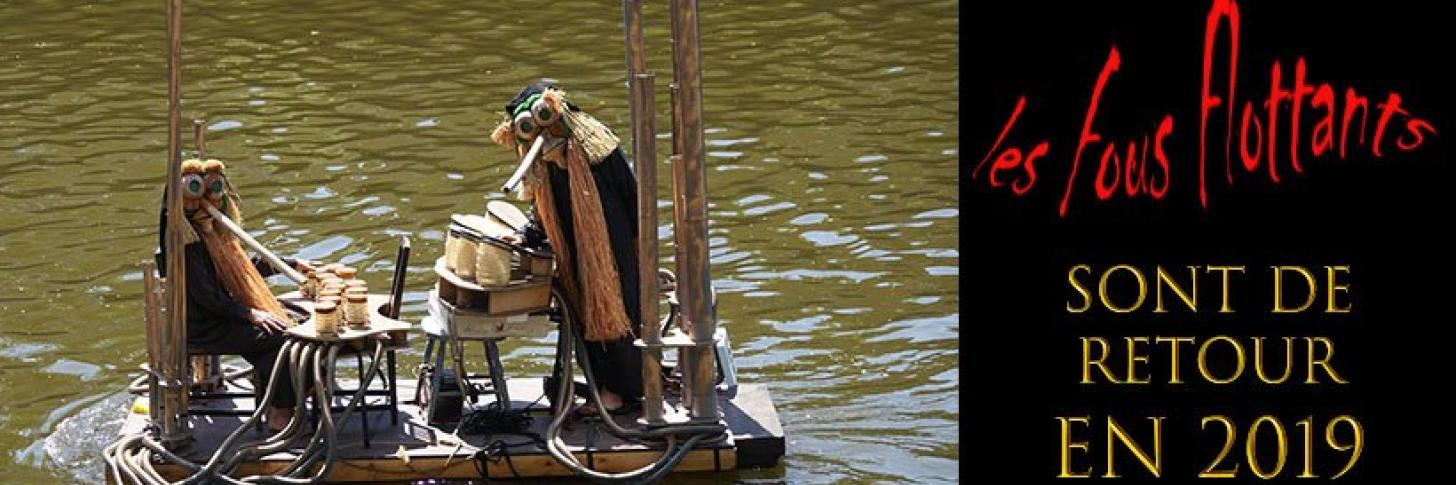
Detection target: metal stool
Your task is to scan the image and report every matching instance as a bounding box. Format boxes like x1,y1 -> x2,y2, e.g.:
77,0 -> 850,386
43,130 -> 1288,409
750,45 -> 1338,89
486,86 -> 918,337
418,306 -> 511,425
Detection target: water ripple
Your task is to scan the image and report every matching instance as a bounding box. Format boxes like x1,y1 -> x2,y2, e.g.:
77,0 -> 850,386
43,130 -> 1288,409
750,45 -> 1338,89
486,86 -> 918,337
1,0 -> 958,483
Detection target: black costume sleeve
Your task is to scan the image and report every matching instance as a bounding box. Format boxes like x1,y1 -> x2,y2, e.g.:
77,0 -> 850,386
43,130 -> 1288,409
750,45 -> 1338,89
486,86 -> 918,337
156,187 -> 251,324
609,149 -> 640,237
186,244 -> 252,323
251,256 -> 297,278
156,187 -> 170,277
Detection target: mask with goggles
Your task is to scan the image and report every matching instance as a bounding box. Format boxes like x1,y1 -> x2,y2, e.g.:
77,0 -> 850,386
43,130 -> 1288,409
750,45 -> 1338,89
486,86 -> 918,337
179,159 -> 239,224
511,91 -> 571,147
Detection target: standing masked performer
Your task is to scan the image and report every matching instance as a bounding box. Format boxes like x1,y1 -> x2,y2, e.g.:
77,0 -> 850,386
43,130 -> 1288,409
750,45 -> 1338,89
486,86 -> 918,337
156,159 -> 314,432
489,81 -> 643,414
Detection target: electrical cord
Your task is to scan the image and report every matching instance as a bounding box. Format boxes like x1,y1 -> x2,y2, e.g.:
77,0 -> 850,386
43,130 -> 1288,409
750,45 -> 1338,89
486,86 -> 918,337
459,394 -> 546,436
459,391 -> 548,480
471,436 -> 545,480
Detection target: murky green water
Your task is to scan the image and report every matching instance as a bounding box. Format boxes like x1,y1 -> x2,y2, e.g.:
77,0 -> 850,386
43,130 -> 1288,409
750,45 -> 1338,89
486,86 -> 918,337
0,1 -> 957,483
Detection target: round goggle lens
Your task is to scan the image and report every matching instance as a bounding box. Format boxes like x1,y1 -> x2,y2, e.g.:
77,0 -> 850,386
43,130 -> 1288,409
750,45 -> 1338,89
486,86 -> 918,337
513,112 -> 539,141
204,174 -> 227,199
531,99 -> 558,125
182,174 -> 205,199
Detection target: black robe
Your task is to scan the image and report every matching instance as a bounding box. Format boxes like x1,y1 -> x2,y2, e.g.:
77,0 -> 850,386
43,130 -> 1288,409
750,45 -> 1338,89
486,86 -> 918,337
156,193 -> 297,408
543,147 -> 645,402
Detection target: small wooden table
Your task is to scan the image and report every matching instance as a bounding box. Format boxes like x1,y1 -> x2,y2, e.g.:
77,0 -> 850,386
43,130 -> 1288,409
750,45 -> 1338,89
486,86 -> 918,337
280,292 -> 411,343
277,292 -> 412,447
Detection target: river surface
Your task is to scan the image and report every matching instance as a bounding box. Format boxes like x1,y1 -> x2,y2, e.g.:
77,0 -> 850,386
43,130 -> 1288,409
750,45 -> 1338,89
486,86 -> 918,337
0,1 -> 958,483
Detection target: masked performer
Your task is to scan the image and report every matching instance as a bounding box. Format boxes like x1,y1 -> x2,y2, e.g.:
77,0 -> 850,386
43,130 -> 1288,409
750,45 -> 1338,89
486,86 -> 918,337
489,81 -> 643,415
155,159 -> 314,432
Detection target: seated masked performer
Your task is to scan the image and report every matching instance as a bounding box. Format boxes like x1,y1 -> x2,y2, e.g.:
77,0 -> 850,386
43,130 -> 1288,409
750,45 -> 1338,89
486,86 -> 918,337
489,81 -> 644,415
155,159 -> 314,431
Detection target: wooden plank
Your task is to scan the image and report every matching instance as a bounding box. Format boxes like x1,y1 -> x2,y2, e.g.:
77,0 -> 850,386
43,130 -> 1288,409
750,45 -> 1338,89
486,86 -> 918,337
116,375 -> 779,482
144,446 -> 731,482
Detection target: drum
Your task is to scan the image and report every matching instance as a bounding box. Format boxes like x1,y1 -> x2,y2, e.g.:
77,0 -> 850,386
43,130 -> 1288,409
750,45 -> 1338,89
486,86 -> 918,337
448,227 -> 478,280
522,246 -> 555,277
474,234 -> 514,286
451,213 -> 517,285
345,294 -> 370,328
486,200 -> 530,233
301,268 -> 319,299
451,213 -> 514,240
444,232 -> 460,271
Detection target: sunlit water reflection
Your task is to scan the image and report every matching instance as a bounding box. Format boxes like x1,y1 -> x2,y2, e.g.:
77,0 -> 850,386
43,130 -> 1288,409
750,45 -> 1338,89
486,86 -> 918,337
0,1 -> 957,483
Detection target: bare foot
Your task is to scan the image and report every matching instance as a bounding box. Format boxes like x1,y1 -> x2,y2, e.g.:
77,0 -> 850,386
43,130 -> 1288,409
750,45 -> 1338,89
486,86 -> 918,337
577,390 -> 625,417
599,389 -> 623,410
265,406 -> 293,433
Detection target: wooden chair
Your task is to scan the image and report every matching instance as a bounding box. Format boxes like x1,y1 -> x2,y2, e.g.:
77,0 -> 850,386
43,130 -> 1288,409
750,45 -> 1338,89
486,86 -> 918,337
143,265 -> 266,430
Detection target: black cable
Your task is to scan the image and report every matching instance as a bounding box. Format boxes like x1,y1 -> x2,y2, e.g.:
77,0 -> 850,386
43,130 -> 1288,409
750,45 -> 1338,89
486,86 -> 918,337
460,393 -> 548,481
472,437 -> 538,480
458,401 -> 532,437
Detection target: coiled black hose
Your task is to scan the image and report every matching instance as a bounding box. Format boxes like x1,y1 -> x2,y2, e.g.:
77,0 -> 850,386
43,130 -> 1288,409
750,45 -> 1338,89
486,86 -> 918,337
541,287 -> 725,484
105,337 -> 386,485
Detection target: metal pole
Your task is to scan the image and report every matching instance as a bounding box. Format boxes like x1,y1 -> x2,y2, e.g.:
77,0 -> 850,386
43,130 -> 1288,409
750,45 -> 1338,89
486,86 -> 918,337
622,0 -> 665,425
161,0 -> 191,448
668,0 -> 719,423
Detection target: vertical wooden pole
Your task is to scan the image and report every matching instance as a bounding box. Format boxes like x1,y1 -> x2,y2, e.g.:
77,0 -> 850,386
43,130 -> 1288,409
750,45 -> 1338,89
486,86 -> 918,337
194,118 -> 206,159
622,0 -> 665,425
668,0 -> 720,423
161,0 -> 191,448
143,260 -> 163,428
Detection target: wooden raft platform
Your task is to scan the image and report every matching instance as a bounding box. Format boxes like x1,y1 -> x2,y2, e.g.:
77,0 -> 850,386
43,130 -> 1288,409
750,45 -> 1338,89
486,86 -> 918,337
115,377 -> 784,482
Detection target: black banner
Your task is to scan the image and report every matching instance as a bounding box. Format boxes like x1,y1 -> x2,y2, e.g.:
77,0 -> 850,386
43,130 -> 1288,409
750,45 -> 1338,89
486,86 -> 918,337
966,1 -> 1452,482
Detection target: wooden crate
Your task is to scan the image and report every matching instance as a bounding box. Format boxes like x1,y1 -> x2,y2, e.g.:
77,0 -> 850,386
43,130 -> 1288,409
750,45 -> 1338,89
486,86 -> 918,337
431,292 -> 553,339
434,257 -> 551,315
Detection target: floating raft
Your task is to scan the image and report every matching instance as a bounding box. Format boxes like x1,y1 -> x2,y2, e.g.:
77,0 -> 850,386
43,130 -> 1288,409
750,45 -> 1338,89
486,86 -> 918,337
112,377 -> 784,482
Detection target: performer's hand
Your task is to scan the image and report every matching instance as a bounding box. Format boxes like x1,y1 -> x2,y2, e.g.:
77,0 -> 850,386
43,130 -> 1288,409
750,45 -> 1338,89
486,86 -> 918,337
249,308 -> 290,334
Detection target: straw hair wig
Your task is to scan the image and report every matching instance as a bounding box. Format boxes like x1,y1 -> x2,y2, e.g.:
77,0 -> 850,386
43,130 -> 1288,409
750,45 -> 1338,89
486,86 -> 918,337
489,83 -> 632,342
